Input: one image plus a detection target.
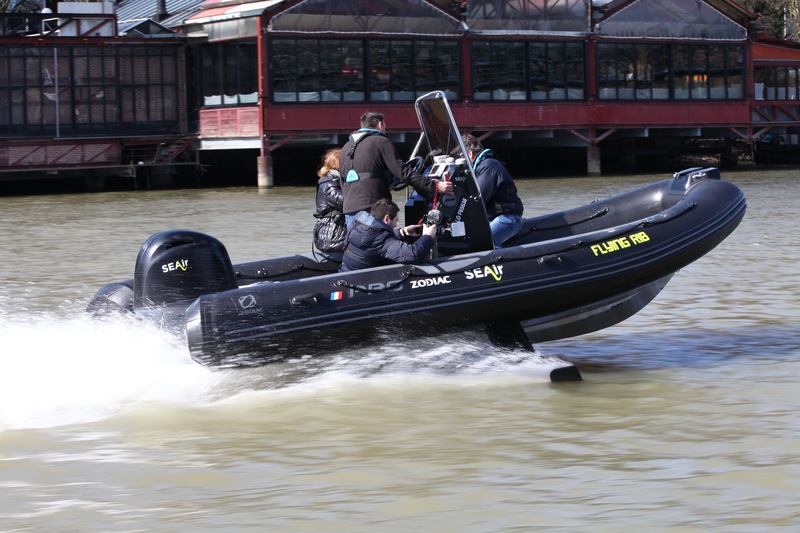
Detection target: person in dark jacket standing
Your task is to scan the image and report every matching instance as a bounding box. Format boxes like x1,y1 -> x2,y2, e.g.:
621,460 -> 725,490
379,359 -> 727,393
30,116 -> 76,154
340,111 -> 453,228
340,199 -> 437,272
313,148 -> 345,261
462,133 -> 524,248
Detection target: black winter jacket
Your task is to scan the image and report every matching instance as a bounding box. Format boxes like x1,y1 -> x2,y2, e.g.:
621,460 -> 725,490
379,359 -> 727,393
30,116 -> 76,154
473,150 -> 524,219
340,129 -> 436,215
340,211 -> 434,272
315,170 -> 343,216
313,170 -> 345,253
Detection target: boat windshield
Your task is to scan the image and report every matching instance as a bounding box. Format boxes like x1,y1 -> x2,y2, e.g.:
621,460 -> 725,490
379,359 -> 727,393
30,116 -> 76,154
413,91 -> 475,181
406,91 -> 494,255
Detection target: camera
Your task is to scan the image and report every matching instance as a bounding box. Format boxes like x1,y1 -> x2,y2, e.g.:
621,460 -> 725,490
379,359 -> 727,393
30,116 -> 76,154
422,209 -> 443,226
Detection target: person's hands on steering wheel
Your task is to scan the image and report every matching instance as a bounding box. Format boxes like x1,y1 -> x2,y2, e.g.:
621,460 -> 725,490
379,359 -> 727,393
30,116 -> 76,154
403,156 -> 424,175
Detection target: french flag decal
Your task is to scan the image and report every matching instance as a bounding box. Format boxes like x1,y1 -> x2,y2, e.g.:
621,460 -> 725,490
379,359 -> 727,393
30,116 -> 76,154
330,291 -> 344,301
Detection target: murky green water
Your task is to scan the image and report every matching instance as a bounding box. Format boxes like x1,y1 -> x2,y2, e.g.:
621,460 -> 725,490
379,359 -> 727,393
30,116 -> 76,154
0,168 -> 797,531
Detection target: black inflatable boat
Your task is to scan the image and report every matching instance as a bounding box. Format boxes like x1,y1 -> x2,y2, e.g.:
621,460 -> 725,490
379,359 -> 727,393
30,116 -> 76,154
88,91 -> 746,379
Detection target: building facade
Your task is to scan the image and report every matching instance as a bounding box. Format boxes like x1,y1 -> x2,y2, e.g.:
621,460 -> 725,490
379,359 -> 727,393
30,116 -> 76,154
5,0 -> 800,186
0,5 -> 189,186
182,0 -> 800,184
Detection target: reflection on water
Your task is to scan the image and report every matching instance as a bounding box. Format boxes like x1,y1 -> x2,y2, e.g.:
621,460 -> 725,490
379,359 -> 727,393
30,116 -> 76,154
544,324 -> 799,371
1,168 -> 799,531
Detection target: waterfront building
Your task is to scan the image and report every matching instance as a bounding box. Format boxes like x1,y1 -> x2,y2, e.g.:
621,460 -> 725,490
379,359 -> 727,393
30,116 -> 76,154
3,0 -> 800,188
0,2 -> 191,189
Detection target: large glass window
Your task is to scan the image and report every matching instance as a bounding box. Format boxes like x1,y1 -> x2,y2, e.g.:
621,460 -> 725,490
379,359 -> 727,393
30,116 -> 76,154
270,38 -> 461,103
598,42 -> 743,101
598,44 -> 669,99
0,44 -> 181,138
546,42 -> 576,99
200,40 -> 258,106
474,40 -> 585,102
415,40 -> 459,99
369,41 -> 410,101
755,66 -> 800,101
473,41 -> 526,101
675,44 -> 709,100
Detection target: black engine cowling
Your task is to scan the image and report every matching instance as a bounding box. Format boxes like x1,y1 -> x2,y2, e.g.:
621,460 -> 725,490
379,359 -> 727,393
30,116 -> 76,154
132,230 -> 238,309
87,230 -> 239,317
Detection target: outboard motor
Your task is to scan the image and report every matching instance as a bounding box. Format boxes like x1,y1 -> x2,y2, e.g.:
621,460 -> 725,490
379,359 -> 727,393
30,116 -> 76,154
133,230 -> 238,310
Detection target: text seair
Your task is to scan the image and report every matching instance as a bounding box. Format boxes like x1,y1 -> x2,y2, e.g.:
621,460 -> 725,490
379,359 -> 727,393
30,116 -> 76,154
161,259 -> 189,273
465,264 -> 504,281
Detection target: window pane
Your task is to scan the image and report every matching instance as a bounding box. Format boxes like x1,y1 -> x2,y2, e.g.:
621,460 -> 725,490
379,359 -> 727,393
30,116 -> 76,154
149,85 -> 164,121
507,42 -> 526,100
726,46 -> 743,99
415,41 -> 437,96
674,44 -> 690,100
690,45 -> 709,99
565,42 -> 584,100
652,45 -> 670,99
530,42 -> 547,99
632,45 -> 652,99
297,40 -> 320,99
202,46 -> 222,105
708,45 -> 726,99
548,43 -> 568,99
369,41 -> 391,101
10,49 -> 26,85
472,41 -> 523,101
272,39 -> 298,102
390,41 -> 413,100
341,41 -> 364,101
597,43 -> 635,100
320,40 -> 343,101
239,42 -> 258,104
436,41 -> 460,100
0,88 -> 8,126
472,41 -> 492,101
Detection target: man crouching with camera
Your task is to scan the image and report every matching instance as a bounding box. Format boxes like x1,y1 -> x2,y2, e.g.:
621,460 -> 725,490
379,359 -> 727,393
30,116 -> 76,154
340,199 -> 437,272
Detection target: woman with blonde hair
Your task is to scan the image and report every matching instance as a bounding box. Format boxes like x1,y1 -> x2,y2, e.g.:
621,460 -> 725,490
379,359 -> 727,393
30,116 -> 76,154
312,148 -> 345,261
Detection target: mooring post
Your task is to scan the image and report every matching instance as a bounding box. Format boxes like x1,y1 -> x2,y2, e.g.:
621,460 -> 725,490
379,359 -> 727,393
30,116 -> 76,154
257,155 -> 273,188
587,143 -> 602,175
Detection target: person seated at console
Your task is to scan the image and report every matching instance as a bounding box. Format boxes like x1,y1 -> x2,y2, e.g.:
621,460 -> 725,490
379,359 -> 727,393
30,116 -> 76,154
462,133 -> 524,248
340,198 -> 437,272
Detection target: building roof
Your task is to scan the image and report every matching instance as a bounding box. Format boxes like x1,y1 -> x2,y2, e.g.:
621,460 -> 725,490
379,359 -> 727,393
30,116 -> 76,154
113,0 -> 758,39
266,0 -> 464,35
184,0 -> 281,24
466,0 -> 589,34
115,0 -> 209,34
596,0 -> 748,40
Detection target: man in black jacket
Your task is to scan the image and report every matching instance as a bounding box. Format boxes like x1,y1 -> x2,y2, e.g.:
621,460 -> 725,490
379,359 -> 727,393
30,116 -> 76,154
340,199 -> 437,272
340,111 -> 452,228
462,133 -> 524,248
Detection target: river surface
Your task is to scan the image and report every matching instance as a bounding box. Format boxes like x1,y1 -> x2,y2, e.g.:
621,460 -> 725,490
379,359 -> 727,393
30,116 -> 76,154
0,168 -> 798,532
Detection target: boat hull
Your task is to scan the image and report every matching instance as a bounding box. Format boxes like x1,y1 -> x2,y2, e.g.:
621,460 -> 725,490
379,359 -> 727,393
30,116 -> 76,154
180,174 -> 745,367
